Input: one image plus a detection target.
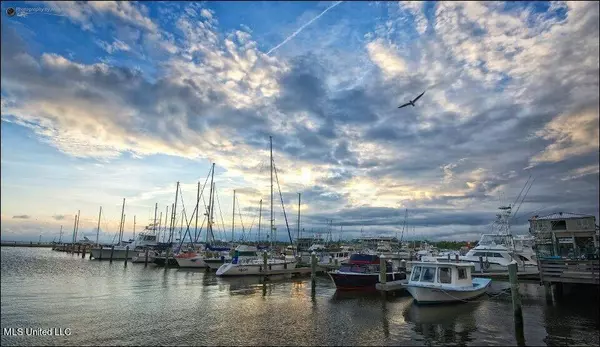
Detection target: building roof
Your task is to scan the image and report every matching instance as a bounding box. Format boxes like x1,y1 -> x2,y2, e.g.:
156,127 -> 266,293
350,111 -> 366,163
529,212 -> 595,221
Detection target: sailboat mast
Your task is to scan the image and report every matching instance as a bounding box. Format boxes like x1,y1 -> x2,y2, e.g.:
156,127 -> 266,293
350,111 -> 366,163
96,206 -> 102,246
232,189 -> 236,242
258,199 -> 262,243
118,198 -> 125,244
170,182 -> 180,243
210,182 -> 216,243
133,215 -> 136,239
58,225 -> 63,243
164,205 -> 169,243
74,210 -> 80,243
195,181 -> 200,240
207,163 -> 215,243
270,136 -> 274,248
157,212 -> 163,241
153,203 -> 158,233
297,193 -> 301,245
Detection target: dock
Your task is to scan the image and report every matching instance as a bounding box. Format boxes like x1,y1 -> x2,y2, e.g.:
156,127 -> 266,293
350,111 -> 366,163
472,271 -> 541,283
538,259 -> 599,285
1,241 -> 55,248
375,279 -> 408,292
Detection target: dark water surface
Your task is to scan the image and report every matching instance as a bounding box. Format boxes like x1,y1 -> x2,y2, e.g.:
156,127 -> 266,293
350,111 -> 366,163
1,248 -> 598,346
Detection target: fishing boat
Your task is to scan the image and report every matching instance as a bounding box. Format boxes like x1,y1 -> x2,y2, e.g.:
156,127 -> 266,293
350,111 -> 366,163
404,261 -> 491,304
215,245 -> 297,276
327,254 -> 406,290
90,232 -> 157,260
319,245 -> 356,266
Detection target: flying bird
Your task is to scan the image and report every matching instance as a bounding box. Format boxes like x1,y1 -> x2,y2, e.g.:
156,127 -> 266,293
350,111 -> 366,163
398,90 -> 426,109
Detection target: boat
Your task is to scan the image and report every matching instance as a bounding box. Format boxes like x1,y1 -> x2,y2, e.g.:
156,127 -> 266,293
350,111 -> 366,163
203,244 -> 234,270
404,261 -> 491,304
215,245 -> 297,276
132,249 -> 158,263
90,232 -> 158,260
319,245 -> 356,266
327,253 -> 406,290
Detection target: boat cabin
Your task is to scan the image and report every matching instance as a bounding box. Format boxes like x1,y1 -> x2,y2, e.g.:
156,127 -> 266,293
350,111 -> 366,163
338,254 -> 392,273
408,261 -> 475,287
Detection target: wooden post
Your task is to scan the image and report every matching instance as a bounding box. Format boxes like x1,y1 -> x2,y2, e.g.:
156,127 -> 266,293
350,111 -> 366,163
144,247 -> 149,267
81,245 -> 86,258
401,260 -> 406,271
77,244 -> 81,254
447,254 -> 451,262
479,256 -> 484,273
165,248 -> 170,269
99,245 -> 103,260
124,246 -> 129,267
89,248 -> 93,259
263,251 -> 268,274
379,255 -> 387,284
455,254 -> 459,263
311,251 -> 317,292
110,245 -> 115,263
544,283 -> 553,303
508,263 -> 525,345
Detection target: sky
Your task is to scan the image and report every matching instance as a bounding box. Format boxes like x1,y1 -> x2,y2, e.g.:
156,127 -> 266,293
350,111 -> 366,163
1,1 -> 598,243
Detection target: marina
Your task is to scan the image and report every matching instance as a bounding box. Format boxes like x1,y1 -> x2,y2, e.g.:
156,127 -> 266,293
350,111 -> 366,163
1,247 -> 599,346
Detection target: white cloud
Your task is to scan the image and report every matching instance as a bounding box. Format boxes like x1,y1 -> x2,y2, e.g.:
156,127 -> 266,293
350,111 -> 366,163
366,39 -> 407,77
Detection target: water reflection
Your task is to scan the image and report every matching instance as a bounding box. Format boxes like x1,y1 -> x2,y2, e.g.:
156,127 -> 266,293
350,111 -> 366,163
404,302 -> 480,346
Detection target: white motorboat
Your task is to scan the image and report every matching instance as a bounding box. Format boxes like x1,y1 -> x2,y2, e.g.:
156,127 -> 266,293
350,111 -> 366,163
215,245 -> 297,276
423,234 -> 538,273
405,261 -> 491,304
319,245 -> 356,265
131,249 -> 158,263
90,232 -> 158,260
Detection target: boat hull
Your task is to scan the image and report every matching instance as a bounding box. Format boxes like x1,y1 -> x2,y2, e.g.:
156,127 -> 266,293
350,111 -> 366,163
153,256 -> 180,267
216,260 -> 297,276
205,258 -> 230,270
405,278 -> 491,304
175,256 -> 207,268
328,272 -> 406,291
131,252 -> 155,263
90,248 -> 133,260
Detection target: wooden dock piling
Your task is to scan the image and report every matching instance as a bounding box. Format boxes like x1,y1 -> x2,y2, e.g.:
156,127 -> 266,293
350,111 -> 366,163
144,248 -> 149,267
109,245 -> 115,263
311,252 -> 317,293
165,248 -> 170,269
479,256 -> 484,273
508,262 -> 525,345
124,246 -> 129,267
379,255 -> 387,285
99,245 -> 103,260
455,254 -> 459,262
81,245 -> 86,258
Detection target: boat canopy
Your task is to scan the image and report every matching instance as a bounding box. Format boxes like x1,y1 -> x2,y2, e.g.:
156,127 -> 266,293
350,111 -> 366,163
348,253 -> 381,265
206,244 -> 230,252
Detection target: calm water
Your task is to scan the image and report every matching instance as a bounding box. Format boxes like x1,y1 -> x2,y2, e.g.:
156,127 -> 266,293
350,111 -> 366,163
1,248 -> 598,346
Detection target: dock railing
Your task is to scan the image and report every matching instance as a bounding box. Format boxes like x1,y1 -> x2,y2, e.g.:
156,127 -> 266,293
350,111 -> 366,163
538,258 -> 599,285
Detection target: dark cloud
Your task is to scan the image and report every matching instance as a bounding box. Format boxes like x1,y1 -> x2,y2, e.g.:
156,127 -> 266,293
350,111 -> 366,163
12,215 -> 31,219
52,215 -> 67,221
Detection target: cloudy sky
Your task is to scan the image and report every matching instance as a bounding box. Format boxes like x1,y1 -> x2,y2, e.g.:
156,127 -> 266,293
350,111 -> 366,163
1,1 -> 598,243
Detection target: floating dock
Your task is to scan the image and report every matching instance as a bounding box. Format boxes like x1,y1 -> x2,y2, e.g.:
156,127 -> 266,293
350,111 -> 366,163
375,279 -> 408,292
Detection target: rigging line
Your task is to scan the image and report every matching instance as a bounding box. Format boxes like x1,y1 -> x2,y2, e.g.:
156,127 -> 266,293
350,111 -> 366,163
236,195 -> 247,240
512,174 -> 532,208
273,162 -> 294,246
512,177 -> 536,221
215,188 -> 227,242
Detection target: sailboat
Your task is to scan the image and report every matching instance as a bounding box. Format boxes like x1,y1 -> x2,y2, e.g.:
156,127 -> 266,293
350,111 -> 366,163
216,136 -> 297,276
